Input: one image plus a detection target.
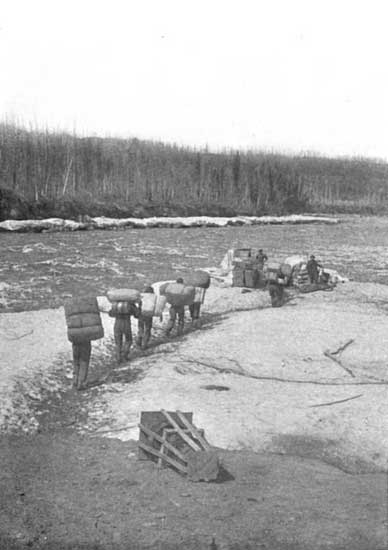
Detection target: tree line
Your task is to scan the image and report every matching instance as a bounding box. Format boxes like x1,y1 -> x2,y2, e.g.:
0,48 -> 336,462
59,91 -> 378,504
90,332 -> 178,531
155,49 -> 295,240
0,122 -> 387,219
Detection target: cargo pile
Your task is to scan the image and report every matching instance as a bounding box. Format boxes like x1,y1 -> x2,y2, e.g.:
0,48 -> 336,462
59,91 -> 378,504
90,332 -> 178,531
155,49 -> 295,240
232,249 -> 265,288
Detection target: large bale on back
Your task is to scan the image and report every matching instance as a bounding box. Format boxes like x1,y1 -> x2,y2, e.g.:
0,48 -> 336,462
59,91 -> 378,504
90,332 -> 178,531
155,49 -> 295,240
264,262 -> 281,282
158,282 -> 170,296
109,301 -> 138,317
154,295 -> 167,316
140,293 -> 157,317
66,313 -> 101,329
65,296 -> 99,316
279,263 -> 293,285
164,283 -> 195,307
193,287 -> 206,304
107,288 -> 140,303
183,270 -> 211,289
64,296 -> 104,343
279,263 -> 292,278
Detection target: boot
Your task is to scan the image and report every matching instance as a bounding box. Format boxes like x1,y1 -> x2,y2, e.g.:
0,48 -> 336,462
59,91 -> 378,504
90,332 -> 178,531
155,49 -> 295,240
122,342 -> 131,361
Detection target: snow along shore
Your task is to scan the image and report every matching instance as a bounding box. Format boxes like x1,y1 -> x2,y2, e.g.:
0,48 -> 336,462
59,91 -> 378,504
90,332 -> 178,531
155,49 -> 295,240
1,279 -> 388,474
0,214 -> 339,233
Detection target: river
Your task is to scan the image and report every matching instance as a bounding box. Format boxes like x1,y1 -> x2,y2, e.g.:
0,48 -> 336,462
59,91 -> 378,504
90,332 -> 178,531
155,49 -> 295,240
1,215 -> 388,311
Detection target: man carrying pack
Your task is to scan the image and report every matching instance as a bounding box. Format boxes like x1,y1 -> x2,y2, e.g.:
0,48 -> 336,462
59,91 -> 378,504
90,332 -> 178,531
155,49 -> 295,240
110,300 -> 140,363
72,341 -> 92,391
137,286 -> 155,350
266,265 -> 287,307
189,288 -> 203,328
64,296 -> 104,391
166,278 -> 186,337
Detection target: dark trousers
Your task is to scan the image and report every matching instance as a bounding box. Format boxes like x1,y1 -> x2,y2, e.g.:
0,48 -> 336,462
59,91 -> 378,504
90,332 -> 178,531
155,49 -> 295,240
137,315 -> 153,349
189,302 -> 201,327
113,317 -> 132,362
166,305 -> 185,336
308,271 -> 319,284
269,284 -> 284,307
72,341 -> 91,390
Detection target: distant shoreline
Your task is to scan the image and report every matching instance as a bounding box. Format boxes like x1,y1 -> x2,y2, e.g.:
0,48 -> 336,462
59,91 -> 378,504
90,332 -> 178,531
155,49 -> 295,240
0,214 -> 340,234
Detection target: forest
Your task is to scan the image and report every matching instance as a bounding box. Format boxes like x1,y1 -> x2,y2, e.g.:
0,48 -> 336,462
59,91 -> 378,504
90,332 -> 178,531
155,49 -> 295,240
1,122 -> 388,220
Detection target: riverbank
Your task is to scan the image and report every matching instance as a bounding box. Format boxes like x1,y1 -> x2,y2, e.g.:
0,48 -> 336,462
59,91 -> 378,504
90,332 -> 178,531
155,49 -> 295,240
0,213 -> 340,233
1,281 -> 388,548
1,281 -> 388,471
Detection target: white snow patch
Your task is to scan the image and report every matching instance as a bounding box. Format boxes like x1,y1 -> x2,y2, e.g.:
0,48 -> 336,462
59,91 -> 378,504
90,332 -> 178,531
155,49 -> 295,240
0,214 -> 339,233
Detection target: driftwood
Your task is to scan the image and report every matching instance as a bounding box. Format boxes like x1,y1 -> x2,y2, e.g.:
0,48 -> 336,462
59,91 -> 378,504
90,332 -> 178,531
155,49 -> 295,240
330,339 -> 355,355
324,339 -> 355,378
309,393 -> 363,408
323,351 -> 355,378
3,329 -> 34,341
178,356 -> 388,386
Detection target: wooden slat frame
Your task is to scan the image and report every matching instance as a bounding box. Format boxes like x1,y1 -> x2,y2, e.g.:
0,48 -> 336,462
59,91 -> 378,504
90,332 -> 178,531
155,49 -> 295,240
176,410 -> 211,450
138,423 -> 188,463
137,442 -> 188,473
161,409 -> 202,452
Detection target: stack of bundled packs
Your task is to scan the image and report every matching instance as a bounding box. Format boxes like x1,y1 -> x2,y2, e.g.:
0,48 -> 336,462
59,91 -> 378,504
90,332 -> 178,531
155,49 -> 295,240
263,262 -> 281,284
64,296 -> 104,343
161,282 -> 195,307
107,288 -> 141,316
184,270 -> 211,303
140,291 -> 167,317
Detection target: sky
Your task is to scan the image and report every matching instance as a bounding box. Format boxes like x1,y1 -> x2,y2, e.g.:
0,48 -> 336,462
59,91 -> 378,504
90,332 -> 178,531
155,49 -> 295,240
0,0 -> 388,159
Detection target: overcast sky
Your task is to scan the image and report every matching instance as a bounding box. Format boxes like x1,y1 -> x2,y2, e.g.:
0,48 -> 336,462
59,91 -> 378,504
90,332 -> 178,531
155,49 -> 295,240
1,0 -> 387,159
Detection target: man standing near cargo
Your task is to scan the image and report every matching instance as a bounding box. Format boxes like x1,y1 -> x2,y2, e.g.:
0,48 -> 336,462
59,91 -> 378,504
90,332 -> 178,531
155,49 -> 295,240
306,255 -> 322,284
165,278 -> 186,337
137,286 -> 155,350
254,249 -> 268,288
256,249 -> 268,269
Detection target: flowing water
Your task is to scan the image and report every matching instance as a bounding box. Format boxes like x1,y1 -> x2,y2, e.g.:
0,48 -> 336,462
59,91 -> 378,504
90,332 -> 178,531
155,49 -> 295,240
1,215 -> 388,311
